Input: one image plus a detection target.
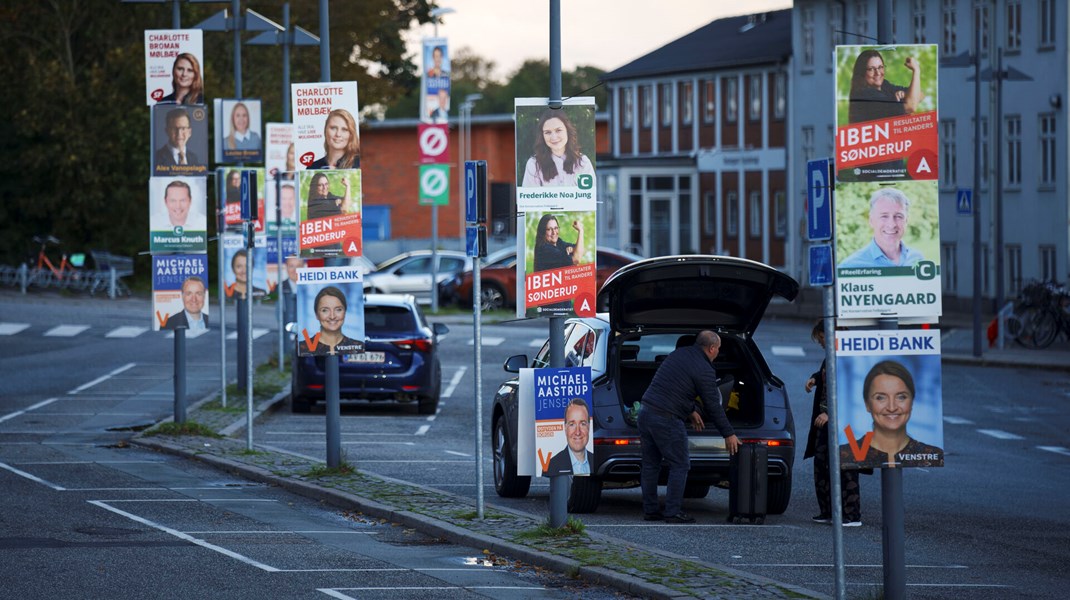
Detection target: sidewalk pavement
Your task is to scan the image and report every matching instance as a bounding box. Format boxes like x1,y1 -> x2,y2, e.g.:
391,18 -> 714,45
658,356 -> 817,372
134,393 -> 827,600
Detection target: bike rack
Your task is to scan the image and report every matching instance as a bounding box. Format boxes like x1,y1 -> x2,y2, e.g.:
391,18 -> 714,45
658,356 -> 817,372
997,301 -> 1014,350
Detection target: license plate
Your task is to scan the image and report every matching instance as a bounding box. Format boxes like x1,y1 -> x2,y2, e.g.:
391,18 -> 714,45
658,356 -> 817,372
343,352 -> 385,364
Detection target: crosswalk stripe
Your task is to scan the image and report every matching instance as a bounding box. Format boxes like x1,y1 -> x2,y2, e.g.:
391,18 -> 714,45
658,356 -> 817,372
164,328 -> 211,339
943,416 -> 974,425
44,325 -> 90,337
1037,446 -> 1070,458
106,326 -> 149,338
770,345 -> 806,357
466,336 -> 505,346
977,429 -> 1024,440
226,328 -> 270,340
529,338 -> 545,347
0,323 -> 31,335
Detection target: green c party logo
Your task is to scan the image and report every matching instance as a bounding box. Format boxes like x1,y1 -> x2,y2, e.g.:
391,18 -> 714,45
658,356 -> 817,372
577,174 -> 593,190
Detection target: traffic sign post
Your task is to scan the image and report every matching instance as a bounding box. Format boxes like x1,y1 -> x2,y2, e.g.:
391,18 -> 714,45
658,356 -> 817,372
418,164 -> 450,205
807,158 -> 833,241
809,244 -> 834,287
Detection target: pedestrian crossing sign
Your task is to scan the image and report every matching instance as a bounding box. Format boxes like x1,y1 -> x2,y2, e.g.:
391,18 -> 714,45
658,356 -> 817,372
956,188 -> 972,215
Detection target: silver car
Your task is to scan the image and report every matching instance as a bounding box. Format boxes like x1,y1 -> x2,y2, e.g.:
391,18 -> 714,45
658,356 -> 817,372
362,250 -> 471,305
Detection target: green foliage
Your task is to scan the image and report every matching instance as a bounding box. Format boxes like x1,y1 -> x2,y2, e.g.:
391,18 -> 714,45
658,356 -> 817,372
523,210 -> 598,270
834,44 -> 939,126
514,516 -> 587,541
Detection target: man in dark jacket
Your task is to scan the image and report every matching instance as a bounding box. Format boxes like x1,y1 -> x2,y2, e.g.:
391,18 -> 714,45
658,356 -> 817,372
638,330 -> 739,523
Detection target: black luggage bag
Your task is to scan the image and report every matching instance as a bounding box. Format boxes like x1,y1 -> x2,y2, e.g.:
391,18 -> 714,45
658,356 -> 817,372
727,443 -> 768,524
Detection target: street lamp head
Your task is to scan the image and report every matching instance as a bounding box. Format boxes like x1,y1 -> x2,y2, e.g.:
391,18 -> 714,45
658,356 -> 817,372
465,93 -> 484,103
430,7 -> 456,21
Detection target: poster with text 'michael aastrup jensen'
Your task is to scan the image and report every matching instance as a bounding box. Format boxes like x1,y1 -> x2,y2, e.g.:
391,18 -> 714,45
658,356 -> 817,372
515,366 -> 593,478
151,254 -> 209,332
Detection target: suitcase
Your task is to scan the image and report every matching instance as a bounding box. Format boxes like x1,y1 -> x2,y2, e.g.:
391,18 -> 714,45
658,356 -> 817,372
727,443 -> 768,524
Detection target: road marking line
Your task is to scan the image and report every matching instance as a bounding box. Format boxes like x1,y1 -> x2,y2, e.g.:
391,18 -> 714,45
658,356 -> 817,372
0,398 -> 58,424
444,450 -> 471,457
943,416 -> 974,425
770,345 -> 805,357
88,500 -> 280,572
1038,446 -> 1070,457
182,530 -> 376,535
442,366 -> 466,398
44,324 -> 90,337
165,328 -> 211,339
69,362 -> 137,394
415,425 -> 430,436
977,429 -> 1024,440
226,328 -> 269,340
105,326 -> 149,338
0,322 -> 30,335
467,336 -> 505,346
319,586 -> 541,596
0,461 -> 66,490
738,563 -> 968,568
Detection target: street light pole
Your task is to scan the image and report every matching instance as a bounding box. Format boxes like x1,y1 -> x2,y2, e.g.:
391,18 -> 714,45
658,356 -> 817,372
428,7 -> 456,314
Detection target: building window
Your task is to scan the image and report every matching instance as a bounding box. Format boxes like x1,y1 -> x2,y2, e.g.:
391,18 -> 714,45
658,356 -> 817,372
602,174 -> 618,234
802,126 -> 815,163
681,81 -> 693,126
913,0 -> 928,44
1039,113 -> 1057,187
703,191 -> 716,235
855,1 -> 869,40
660,84 -> 673,127
1006,0 -> 1021,51
1006,115 -> 1022,186
1040,245 -> 1057,282
829,3 -> 843,52
1007,244 -> 1022,295
641,85 -> 653,129
748,75 -> 761,122
702,80 -> 716,123
678,176 -> 693,253
622,88 -> 634,128
774,191 -> 787,238
726,191 -> 739,237
748,191 -> 761,237
974,3 -> 989,58
1039,0 -> 1056,49
774,72 -> 786,120
940,119 -> 956,189
941,243 -> 957,293
802,7 -> 815,68
725,77 -> 738,123
941,0 -> 957,56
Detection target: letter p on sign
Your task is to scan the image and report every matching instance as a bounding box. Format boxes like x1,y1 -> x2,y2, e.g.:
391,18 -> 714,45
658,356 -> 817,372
807,158 -> 832,241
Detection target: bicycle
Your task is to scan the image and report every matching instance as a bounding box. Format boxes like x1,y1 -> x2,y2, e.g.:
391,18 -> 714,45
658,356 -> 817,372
32,235 -> 86,289
1006,280 -> 1067,349
1028,284 -> 1070,349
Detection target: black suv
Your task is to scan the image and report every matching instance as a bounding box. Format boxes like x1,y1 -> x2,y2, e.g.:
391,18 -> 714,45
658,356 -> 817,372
491,255 -> 800,513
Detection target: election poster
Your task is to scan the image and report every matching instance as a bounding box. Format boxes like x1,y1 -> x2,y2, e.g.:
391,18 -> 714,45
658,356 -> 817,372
290,82 -> 360,171
421,38 -> 451,124
219,168 -> 266,232
221,233 -> 268,300
518,210 -> 598,319
266,235 -> 298,294
514,97 -> 597,212
144,29 -> 204,106
834,44 -> 939,182
514,367 -> 594,478
265,123 -> 295,181
297,169 -> 363,258
295,266 -> 364,357
152,104 -> 209,176
835,330 -> 943,470
152,254 -> 209,332
213,99 -> 263,164
834,180 -> 941,321
148,176 -> 208,253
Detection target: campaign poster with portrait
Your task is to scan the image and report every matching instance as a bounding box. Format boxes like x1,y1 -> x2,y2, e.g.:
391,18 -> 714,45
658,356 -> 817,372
266,235 -> 298,293
151,254 -> 209,332
148,176 -> 208,253
213,99 -> 263,164
835,330 -> 943,470
513,367 -> 593,478
514,97 -> 597,212
266,179 -> 299,236
295,266 -> 364,357
421,38 -> 450,124
290,81 -> 359,171
834,44 -> 939,182
517,210 -> 597,319
152,104 -> 209,176
218,168 -> 266,232
265,122 -> 295,181
221,233 -> 269,301
297,169 -> 363,258
144,29 -> 204,106
834,180 -> 941,321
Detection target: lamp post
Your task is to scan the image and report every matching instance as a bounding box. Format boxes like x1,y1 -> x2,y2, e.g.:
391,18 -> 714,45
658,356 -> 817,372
428,6 -> 455,314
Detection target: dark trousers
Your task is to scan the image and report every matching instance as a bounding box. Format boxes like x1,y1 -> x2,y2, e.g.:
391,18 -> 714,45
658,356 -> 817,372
813,424 -> 861,521
637,408 -> 690,517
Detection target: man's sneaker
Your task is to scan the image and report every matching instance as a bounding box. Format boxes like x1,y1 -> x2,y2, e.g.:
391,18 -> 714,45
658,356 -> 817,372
812,514 -> 832,524
843,520 -> 862,527
663,513 -> 696,524
643,512 -> 664,521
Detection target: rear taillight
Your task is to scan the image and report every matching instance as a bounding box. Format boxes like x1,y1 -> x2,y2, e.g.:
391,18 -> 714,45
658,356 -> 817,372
392,338 -> 433,353
740,438 -> 793,447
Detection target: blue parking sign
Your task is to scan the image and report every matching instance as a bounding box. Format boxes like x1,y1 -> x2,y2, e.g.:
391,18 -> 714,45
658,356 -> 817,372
807,159 -> 832,241
809,244 -> 834,287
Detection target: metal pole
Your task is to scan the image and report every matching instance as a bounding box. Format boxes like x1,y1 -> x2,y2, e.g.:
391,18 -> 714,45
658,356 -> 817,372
823,301 -> 846,600
282,3 -> 291,123
232,0 -> 242,98
217,190 -> 228,408
276,176 -> 284,371
430,17 -> 441,313
325,354 -> 341,467
972,25 -> 983,357
174,328 -> 187,423
877,317 -> 905,600
994,48 -> 1004,311
246,223 -> 255,450
318,0 -> 330,82
172,0 -> 180,28
473,254 -> 484,519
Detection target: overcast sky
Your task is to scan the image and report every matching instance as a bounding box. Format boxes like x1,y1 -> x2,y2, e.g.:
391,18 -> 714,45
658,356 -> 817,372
405,0 -> 793,78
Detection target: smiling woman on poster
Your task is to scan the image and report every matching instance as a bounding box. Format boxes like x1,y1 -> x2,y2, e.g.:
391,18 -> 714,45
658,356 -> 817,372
305,172 -> 352,219
840,360 -> 943,469
298,286 -> 360,356
308,109 -> 360,169
848,49 -> 923,124
533,213 -> 584,272
230,249 -> 266,299
226,102 -> 260,151
160,53 -> 203,105
522,109 -> 594,187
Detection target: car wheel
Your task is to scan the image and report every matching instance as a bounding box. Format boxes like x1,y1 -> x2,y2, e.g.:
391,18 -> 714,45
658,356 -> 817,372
567,476 -> 603,513
417,394 -> 438,415
291,395 -> 311,414
767,475 -> 792,515
480,282 -> 506,311
683,483 -> 711,499
492,417 -> 530,498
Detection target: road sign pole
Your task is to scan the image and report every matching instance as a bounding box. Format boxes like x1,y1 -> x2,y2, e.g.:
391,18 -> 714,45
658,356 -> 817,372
174,328 -> 187,424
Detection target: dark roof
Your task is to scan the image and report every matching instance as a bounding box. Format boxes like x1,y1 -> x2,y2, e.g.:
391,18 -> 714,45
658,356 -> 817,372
602,9 -> 792,82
